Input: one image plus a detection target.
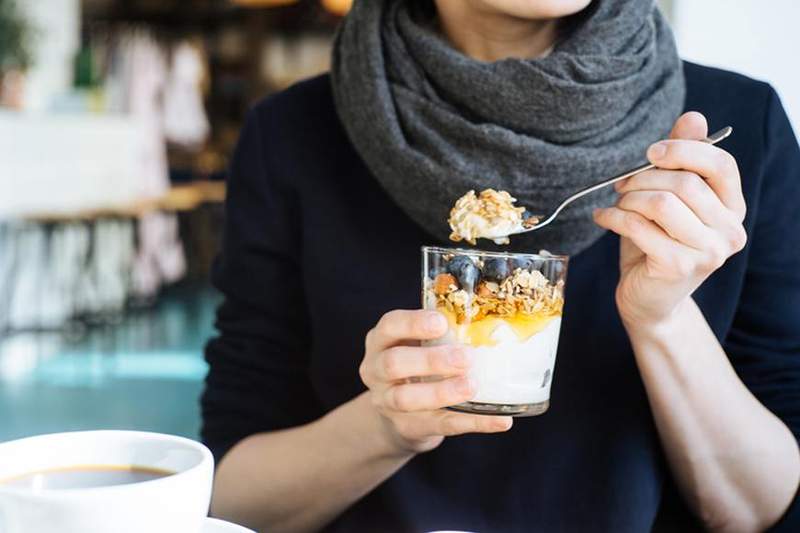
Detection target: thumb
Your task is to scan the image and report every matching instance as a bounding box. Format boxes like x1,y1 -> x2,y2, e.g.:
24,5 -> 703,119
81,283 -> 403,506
669,111 -> 708,140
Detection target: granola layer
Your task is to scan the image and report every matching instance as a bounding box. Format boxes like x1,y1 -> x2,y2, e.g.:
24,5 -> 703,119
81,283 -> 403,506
429,267 -> 563,325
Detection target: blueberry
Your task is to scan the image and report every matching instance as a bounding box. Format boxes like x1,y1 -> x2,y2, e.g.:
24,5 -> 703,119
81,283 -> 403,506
512,257 -> 535,271
482,258 -> 510,282
447,255 -> 480,292
447,255 -> 473,274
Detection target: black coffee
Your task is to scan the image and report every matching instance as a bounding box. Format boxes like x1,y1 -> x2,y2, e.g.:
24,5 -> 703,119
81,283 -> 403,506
0,465 -> 174,490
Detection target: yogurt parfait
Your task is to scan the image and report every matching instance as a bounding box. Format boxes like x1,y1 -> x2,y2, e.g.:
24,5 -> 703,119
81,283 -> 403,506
422,246 -> 567,416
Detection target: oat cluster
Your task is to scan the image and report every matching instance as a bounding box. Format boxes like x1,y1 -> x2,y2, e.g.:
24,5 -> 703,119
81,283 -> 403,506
448,189 -> 526,245
431,268 -> 564,324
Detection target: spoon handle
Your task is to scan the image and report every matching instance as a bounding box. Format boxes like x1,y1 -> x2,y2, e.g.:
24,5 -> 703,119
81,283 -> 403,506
540,126 -> 733,229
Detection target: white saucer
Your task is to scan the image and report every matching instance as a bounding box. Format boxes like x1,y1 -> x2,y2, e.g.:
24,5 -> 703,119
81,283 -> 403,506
202,517 -> 256,532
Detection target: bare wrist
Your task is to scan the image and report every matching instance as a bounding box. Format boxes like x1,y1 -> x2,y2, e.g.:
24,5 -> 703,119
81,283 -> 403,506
330,393 -> 417,462
619,297 -> 693,340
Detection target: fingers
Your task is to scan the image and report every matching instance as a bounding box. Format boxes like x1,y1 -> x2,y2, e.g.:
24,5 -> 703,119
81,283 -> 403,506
615,169 -> 731,229
646,139 -> 745,218
391,411 -> 513,441
593,207 -> 702,279
670,111 -> 708,140
367,344 -> 470,384
615,169 -> 747,254
365,310 -> 448,354
434,411 -> 513,436
615,190 -> 715,250
363,310 -> 515,444
382,375 -> 475,412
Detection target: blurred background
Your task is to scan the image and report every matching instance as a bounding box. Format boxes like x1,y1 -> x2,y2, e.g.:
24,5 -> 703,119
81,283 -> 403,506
0,0 -> 798,444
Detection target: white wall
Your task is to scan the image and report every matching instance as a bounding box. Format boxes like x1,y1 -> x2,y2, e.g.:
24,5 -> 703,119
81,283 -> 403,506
671,0 -> 800,140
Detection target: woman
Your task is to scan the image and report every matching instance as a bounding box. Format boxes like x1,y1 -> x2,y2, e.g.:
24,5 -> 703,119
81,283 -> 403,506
202,0 -> 800,531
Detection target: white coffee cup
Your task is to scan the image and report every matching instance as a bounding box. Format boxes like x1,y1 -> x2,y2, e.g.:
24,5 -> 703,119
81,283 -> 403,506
0,430 -> 214,533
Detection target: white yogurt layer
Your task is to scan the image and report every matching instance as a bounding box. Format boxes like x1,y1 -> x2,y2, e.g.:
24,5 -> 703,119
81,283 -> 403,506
468,317 -> 562,405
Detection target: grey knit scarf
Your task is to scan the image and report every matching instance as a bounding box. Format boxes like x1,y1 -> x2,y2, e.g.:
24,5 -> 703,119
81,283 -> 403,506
331,0 -> 685,255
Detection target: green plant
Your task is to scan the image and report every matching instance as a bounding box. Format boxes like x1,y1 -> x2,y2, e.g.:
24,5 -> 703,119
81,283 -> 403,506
0,0 -> 33,71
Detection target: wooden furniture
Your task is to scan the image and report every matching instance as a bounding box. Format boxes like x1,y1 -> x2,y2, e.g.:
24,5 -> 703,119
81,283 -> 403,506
22,181 -> 226,224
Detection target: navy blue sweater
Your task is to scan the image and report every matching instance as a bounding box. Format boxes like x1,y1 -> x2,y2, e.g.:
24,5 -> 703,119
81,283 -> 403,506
202,62 -> 800,532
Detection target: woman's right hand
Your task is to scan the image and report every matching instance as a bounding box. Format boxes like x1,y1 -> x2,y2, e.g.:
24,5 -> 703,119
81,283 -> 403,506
360,309 -> 513,455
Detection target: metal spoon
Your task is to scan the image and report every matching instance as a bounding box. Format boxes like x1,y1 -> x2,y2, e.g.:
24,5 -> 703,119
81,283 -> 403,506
512,126 -> 733,235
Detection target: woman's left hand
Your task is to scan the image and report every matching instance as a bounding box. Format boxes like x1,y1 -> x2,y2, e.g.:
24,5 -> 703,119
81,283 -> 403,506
593,112 -> 748,327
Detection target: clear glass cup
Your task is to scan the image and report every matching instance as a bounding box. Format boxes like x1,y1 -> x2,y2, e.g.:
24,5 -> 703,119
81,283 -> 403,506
422,246 -> 568,416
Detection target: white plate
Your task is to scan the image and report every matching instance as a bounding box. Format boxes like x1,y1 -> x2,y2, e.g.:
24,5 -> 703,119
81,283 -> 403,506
202,517 -> 256,532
